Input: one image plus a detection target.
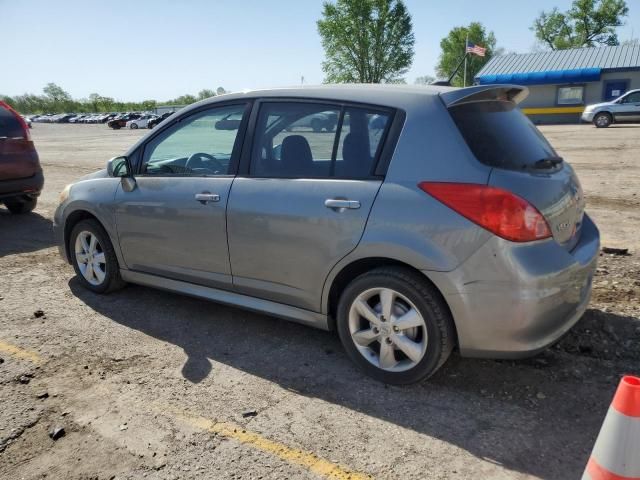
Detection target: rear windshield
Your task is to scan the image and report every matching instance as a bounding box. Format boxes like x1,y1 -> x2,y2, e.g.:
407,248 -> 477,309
0,106 -> 24,139
448,101 -> 558,170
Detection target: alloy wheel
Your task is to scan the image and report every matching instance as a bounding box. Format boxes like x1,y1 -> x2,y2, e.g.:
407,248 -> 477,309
74,231 -> 106,286
595,114 -> 611,127
348,288 -> 428,372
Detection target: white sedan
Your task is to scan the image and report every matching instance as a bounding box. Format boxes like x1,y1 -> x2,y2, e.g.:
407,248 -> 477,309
126,115 -> 156,129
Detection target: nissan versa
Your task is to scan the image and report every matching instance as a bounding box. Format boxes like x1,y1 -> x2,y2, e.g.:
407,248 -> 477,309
54,85 -> 599,384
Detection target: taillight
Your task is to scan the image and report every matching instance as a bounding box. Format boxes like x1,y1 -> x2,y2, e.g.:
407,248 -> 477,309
0,101 -> 31,141
418,182 -> 551,242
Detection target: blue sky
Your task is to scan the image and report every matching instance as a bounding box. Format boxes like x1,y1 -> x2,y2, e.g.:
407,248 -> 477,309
2,0 -> 639,101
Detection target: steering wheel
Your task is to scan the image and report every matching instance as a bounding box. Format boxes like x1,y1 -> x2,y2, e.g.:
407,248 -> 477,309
185,152 -> 225,174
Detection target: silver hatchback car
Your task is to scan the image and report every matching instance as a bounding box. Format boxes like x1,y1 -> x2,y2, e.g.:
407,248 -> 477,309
54,84 -> 599,384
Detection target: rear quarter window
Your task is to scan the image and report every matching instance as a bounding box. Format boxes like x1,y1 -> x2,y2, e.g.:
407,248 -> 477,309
448,101 -> 558,171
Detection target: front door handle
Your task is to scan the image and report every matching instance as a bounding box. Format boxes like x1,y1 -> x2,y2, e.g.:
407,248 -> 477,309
195,192 -> 220,204
324,199 -> 361,210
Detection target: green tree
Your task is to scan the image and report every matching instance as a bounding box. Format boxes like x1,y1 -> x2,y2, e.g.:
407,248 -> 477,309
532,0 -> 628,50
172,94 -> 197,105
198,89 -> 216,100
43,83 -> 73,111
140,99 -> 157,111
436,22 -> 496,87
414,75 -> 435,85
43,83 -> 71,103
317,0 -> 415,83
88,93 -> 101,112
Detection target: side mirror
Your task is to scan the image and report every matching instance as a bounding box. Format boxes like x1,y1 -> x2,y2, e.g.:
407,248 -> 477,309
107,156 -> 137,192
107,156 -> 130,178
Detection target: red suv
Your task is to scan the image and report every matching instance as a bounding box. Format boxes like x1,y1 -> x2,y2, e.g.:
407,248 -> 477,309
0,101 -> 43,214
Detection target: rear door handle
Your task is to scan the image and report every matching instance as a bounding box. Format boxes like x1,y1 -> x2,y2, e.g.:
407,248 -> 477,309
195,193 -> 220,204
324,199 -> 361,210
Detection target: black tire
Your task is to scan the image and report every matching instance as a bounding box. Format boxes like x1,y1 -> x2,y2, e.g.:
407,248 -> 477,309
69,219 -> 126,294
594,112 -> 612,128
130,123 -> 138,129
336,267 -> 455,385
4,196 -> 37,214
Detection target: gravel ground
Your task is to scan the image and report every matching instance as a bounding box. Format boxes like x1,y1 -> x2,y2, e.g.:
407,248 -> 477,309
0,123 -> 638,480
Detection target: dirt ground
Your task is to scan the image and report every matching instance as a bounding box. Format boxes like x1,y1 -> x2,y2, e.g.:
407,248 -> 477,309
1,123 -> 638,480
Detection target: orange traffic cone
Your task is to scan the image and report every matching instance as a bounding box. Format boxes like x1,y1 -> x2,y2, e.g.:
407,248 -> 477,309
582,375 -> 640,480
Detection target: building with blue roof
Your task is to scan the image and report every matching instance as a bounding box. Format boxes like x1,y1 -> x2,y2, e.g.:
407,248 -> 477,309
475,44 -> 640,123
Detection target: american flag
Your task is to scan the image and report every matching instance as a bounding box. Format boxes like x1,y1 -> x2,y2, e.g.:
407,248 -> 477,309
466,41 -> 486,57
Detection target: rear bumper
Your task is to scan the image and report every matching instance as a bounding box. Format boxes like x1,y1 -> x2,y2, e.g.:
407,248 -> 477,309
426,213 -> 600,358
0,170 -> 44,200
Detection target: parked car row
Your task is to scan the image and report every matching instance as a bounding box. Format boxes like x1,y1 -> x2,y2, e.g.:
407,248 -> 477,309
119,111 -> 174,130
24,111 -> 175,129
28,112 -> 119,124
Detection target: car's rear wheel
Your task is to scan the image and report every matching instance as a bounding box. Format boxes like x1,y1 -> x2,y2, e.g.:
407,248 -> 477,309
336,267 -> 455,384
4,196 -> 37,214
130,123 -> 138,129
69,219 -> 125,294
594,112 -> 612,128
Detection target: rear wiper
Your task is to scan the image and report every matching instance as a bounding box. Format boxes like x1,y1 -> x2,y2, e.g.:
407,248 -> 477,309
531,156 -> 564,169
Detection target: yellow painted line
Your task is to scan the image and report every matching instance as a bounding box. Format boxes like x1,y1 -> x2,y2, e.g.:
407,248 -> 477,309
170,408 -> 372,480
0,340 -> 43,364
522,106 -> 585,115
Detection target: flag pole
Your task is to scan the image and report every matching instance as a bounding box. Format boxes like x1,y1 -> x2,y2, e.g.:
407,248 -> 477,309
463,31 -> 469,87
446,51 -> 468,86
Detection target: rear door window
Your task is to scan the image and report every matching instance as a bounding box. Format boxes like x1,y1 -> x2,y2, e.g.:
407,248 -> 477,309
335,109 -> 390,178
250,102 -> 391,179
448,101 -> 558,171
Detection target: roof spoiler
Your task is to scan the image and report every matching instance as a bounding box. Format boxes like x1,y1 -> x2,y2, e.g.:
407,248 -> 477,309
440,84 -> 529,107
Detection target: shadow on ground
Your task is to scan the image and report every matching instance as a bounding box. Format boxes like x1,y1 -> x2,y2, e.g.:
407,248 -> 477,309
68,279 -> 639,479
0,209 -> 54,257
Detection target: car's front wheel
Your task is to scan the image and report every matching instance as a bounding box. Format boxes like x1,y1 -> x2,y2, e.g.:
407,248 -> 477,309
70,219 -> 125,294
130,123 -> 138,129
4,196 -> 37,214
336,267 -> 455,385
594,112 -> 612,128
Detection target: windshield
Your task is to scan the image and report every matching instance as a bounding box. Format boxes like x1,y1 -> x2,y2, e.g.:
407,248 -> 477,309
448,101 -> 559,171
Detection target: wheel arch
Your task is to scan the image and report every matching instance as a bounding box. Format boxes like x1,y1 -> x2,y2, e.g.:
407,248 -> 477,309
325,257 -> 457,345
595,110 -> 614,121
63,210 -> 102,262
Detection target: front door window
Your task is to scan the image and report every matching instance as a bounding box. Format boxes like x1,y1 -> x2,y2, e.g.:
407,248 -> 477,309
141,104 -> 247,176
